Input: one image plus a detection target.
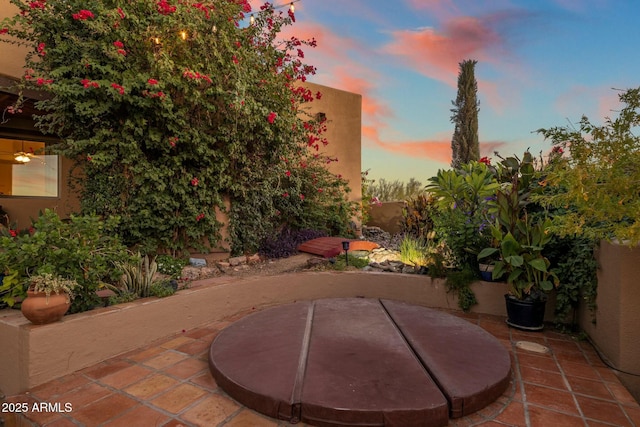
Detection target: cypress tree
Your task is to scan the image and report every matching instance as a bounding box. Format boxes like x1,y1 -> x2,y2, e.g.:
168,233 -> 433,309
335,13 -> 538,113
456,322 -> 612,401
450,59 -> 480,168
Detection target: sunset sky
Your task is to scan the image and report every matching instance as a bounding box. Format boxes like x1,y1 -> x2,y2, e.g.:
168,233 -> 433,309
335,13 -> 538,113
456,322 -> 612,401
250,0 -> 640,183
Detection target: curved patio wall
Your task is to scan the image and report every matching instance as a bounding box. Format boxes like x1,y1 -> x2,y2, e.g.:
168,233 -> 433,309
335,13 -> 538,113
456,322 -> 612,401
0,271 -> 527,396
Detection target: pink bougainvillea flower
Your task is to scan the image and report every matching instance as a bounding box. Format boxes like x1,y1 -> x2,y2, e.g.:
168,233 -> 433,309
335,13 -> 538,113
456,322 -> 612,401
9,229 -> 17,237
315,91 -> 322,100
0,28 -> 8,34
285,170 -> 291,177
116,49 -> 126,56
86,155 -> 92,162
282,192 -> 289,198
72,10 -> 95,20
117,7 -> 125,19
168,136 -> 178,147
156,0 -> 176,15
113,40 -> 124,48
551,146 -> 564,155
37,42 -> 46,56
299,194 -> 305,201
288,8 -> 295,22
191,177 -> 199,186
147,78 -> 158,85
196,213 -> 205,222
36,78 -> 53,86
267,112 -> 277,123
29,1 -> 46,10
479,156 -> 491,165
232,55 -> 239,64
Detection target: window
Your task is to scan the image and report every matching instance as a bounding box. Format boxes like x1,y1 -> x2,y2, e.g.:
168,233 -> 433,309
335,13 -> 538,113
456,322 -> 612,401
0,138 -> 58,197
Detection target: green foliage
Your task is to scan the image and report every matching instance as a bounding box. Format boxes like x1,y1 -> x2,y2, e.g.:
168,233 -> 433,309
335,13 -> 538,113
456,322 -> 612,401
156,254 -> 187,279
149,280 -> 177,298
426,161 -> 498,267
0,269 -> 25,307
368,177 -> 425,202
399,235 -> 431,267
360,170 -> 376,225
545,235 -> 598,326
450,59 -> 480,168
1,0 -> 351,254
536,87 -> 640,245
401,193 -> 438,240
478,153 -> 559,300
330,254 -> 369,270
445,266 -> 478,312
116,254 -> 158,298
29,273 -> 78,301
0,209 -> 131,313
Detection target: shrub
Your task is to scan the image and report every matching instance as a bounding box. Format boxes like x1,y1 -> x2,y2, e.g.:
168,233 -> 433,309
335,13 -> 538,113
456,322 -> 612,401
156,255 -> 188,279
0,209 -> 131,313
259,228 -> 326,259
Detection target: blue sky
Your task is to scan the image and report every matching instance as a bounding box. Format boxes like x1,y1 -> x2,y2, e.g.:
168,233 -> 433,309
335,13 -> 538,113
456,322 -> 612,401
257,0 -> 640,182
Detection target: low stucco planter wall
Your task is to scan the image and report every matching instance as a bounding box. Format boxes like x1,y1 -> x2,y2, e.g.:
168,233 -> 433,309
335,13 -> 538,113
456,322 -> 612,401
579,240 -> 640,397
1,271 -> 528,396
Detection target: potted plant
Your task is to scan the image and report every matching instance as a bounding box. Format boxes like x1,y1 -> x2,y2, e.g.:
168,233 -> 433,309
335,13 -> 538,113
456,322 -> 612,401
21,274 -> 78,324
478,151 -> 559,330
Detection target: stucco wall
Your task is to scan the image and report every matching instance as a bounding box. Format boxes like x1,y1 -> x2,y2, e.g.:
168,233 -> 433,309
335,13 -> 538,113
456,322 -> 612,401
579,240 -> 640,375
367,201 -> 404,234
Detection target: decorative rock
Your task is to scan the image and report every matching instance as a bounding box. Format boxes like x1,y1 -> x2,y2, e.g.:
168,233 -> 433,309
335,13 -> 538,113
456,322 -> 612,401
199,267 -> 220,279
247,254 -> 261,264
181,266 -> 202,281
216,262 -> 230,273
228,256 -> 247,267
189,257 -> 207,267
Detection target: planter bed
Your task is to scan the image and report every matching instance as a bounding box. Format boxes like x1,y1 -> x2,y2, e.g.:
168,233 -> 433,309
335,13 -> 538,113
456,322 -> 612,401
0,271 -> 543,397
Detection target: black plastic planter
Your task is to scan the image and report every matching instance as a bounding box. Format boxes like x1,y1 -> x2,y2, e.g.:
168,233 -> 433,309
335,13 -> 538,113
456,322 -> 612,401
504,294 -> 546,331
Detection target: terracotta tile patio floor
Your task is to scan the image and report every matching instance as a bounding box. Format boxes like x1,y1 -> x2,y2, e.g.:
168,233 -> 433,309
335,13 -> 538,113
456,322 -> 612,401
2,308 -> 640,427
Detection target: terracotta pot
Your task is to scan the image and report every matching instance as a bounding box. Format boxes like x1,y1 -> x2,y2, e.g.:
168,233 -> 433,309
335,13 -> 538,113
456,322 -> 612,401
21,290 -> 71,324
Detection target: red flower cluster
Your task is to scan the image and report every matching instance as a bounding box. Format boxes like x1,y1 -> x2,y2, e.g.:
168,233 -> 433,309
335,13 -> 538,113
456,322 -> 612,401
117,7 -> 125,19
142,90 -> 165,99
156,0 -> 176,15
113,40 -> 124,48
192,3 -> 211,19
285,170 -> 291,177
168,136 -> 178,147
110,83 -> 125,95
29,1 -> 46,10
191,177 -> 199,186
288,9 -> 295,22
299,194 -> 305,201
182,69 -> 212,83
37,42 -> 46,56
232,55 -> 239,64
267,112 -> 277,123
196,213 -> 205,222
147,78 -> 158,85
81,79 -> 99,88
0,29 -> 8,35
479,156 -> 491,165
237,0 -> 251,13
551,146 -> 564,155
35,77 -> 53,86
72,10 -> 95,20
